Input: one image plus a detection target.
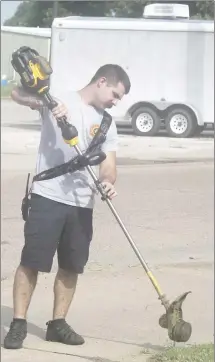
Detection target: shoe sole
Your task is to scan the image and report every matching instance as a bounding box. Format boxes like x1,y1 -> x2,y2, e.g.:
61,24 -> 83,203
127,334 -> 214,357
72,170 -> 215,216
4,343 -> 23,349
46,337 -> 85,346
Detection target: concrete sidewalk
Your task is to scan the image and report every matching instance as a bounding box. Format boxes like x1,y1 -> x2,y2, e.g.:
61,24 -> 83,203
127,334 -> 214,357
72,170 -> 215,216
1,262 -> 214,362
1,125 -> 214,164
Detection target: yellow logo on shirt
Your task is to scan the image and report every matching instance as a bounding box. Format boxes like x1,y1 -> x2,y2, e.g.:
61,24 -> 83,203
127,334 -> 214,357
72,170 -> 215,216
90,124 -> 99,137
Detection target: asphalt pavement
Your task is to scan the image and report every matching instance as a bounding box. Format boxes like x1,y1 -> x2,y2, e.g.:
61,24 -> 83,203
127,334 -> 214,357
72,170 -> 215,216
1,100 -> 214,362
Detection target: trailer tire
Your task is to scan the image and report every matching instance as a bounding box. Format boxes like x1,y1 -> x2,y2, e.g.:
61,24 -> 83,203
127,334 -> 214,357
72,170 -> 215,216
165,108 -> 197,138
131,107 -> 161,136
193,125 -> 204,137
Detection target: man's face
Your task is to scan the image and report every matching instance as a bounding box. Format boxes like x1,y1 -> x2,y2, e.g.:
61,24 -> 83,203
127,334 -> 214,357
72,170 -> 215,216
95,78 -> 126,110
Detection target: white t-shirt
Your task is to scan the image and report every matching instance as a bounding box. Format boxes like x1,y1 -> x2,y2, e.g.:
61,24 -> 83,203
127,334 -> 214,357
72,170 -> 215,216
32,91 -> 118,209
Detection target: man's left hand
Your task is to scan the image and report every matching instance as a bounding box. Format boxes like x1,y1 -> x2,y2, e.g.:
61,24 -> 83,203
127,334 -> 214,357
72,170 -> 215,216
101,181 -> 117,200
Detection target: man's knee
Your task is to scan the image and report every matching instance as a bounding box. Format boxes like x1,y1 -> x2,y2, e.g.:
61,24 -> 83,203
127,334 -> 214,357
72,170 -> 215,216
58,259 -> 86,275
17,264 -> 39,278
57,267 -> 78,279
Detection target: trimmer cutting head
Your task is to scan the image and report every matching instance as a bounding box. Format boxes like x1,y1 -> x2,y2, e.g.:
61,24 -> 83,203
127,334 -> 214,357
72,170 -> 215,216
159,291 -> 192,343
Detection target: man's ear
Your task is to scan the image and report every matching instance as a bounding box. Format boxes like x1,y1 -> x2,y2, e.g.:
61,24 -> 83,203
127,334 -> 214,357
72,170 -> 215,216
97,77 -> 107,88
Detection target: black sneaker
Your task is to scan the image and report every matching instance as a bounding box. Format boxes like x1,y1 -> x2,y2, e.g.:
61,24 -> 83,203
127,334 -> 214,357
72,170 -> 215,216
4,319 -> 27,349
46,319 -> 85,345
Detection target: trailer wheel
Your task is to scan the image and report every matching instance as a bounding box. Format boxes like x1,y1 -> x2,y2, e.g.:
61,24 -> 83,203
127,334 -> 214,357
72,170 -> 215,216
165,108 -> 197,138
131,107 -> 161,136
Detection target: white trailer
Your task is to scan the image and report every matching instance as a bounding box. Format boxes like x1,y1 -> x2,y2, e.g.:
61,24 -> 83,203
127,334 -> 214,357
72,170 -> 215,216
1,26 -> 51,83
49,4 -> 214,138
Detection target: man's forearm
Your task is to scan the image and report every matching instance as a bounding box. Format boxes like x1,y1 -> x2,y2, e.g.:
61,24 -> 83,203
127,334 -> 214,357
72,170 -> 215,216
11,86 -> 45,109
99,151 -> 117,185
99,168 -> 117,185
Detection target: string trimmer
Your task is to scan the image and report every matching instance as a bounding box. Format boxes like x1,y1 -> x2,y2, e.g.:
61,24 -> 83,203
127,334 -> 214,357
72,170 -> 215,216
11,46 -> 192,343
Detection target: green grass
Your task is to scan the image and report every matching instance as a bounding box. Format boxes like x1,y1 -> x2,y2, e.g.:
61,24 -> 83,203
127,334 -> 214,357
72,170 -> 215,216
149,344 -> 214,362
1,83 -> 17,98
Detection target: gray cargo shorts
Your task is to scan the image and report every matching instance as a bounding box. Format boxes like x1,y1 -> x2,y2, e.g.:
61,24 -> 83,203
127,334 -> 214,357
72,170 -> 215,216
20,193 -> 93,273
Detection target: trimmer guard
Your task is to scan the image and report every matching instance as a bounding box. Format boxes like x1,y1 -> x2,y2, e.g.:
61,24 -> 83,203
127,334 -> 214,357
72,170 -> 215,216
159,291 -> 192,342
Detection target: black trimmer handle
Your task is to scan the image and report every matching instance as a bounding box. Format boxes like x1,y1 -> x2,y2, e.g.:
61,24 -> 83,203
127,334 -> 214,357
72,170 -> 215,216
43,93 -> 57,110
42,92 -> 79,143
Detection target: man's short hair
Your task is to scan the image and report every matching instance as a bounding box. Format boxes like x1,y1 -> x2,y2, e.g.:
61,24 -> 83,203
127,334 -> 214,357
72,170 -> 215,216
90,64 -> 131,94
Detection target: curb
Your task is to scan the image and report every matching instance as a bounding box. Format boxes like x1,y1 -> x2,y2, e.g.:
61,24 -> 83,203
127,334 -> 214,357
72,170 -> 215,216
116,158 -> 213,165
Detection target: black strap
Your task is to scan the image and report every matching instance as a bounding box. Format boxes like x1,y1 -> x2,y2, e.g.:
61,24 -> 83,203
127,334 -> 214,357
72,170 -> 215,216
21,173 -> 32,221
25,173 -> 31,195
32,111 -> 112,182
86,111 -> 112,154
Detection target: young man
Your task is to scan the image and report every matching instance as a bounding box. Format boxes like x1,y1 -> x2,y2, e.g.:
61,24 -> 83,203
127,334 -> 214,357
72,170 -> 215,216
4,64 -> 131,349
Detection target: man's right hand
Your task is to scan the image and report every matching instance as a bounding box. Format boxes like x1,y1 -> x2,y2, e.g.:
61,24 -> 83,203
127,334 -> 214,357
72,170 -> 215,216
51,102 -> 69,120
11,86 -> 45,109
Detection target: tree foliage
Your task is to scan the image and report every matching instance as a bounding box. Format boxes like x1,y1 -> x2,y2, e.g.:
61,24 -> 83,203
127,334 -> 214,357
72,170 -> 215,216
4,1 -> 214,27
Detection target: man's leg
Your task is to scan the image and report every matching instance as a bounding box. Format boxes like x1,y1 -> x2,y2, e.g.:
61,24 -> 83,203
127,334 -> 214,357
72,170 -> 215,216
53,268 -> 78,320
45,206 -> 93,346
4,194 -> 67,350
46,268 -> 84,345
3,265 -> 38,350
13,265 -> 38,319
